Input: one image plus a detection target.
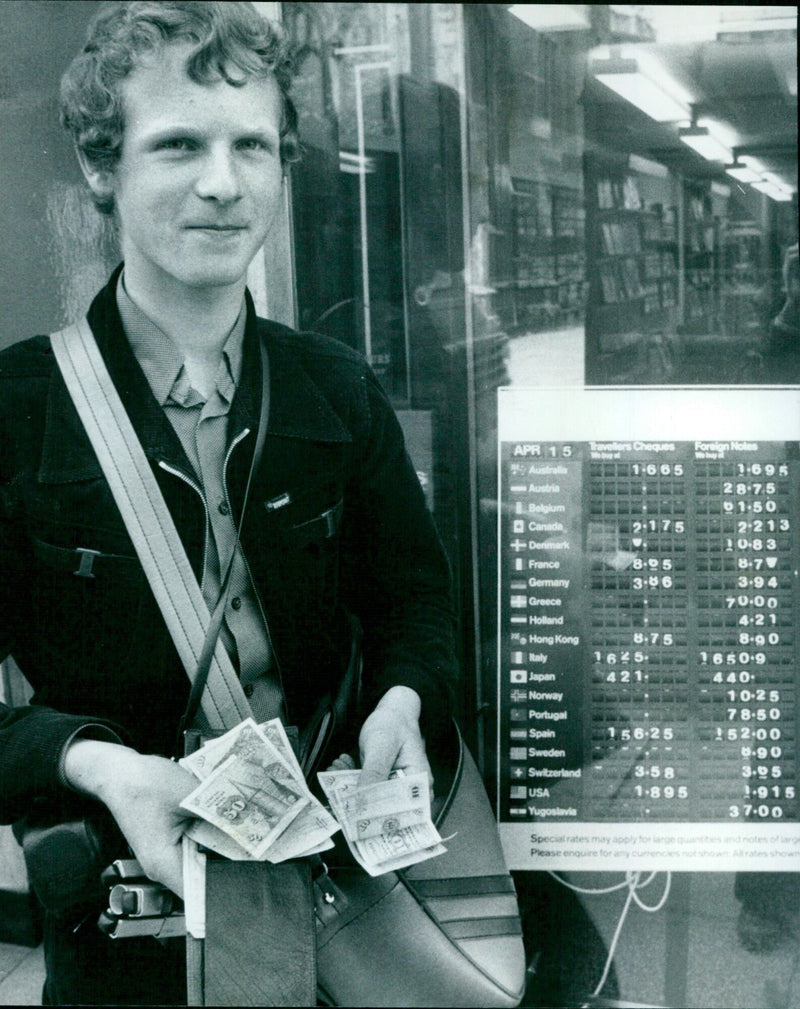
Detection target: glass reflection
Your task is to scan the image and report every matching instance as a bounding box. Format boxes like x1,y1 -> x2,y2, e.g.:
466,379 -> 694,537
282,5 -> 798,1007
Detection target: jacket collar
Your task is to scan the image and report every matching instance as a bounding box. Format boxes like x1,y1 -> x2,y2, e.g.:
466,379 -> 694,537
263,332 -> 352,444
40,265 -> 350,484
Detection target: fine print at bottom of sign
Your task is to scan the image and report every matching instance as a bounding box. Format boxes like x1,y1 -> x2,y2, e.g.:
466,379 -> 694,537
500,821 -> 800,872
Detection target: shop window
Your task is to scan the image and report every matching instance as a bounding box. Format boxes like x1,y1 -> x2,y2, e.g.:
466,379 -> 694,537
283,5 -> 478,730
285,6 -> 798,1008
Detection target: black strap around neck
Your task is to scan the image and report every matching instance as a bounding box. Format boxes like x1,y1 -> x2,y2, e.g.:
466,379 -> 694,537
174,339 -> 271,753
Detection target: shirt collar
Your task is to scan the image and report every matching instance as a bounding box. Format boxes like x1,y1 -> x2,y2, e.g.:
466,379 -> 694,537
115,271 -> 246,407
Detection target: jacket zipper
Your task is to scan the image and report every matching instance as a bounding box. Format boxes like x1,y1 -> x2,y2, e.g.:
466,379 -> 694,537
157,459 -> 210,587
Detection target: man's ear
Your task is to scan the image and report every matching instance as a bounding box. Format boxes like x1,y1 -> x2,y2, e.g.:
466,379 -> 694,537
74,146 -> 115,206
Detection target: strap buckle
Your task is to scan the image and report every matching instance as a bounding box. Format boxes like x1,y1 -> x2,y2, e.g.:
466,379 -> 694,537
73,547 -> 101,578
323,502 -> 342,537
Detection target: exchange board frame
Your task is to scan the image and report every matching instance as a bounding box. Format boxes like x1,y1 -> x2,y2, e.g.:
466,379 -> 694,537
496,386 -> 800,871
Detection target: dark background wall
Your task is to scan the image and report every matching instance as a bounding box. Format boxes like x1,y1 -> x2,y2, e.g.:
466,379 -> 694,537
0,1 -> 118,349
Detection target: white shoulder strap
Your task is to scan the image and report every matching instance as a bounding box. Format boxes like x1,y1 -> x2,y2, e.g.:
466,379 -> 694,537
50,317 -> 252,733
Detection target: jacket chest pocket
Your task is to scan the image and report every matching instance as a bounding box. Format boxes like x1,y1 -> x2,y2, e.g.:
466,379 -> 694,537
27,532 -> 150,686
285,498 -> 344,550
262,481 -> 346,614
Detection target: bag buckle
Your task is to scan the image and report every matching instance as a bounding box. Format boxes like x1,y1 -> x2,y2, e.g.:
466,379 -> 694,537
312,858 -> 347,925
74,547 -> 101,578
98,857 -> 185,939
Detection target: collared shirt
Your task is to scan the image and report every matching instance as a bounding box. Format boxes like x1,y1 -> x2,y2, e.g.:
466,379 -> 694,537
116,274 -> 281,721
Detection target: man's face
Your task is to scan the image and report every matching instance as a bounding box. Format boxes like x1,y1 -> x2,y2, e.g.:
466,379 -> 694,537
106,44 -> 285,295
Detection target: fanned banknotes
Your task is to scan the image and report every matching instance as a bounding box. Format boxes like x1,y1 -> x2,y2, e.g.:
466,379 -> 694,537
179,718 -> 338,862
317,769 -> 447,875
179,717 -> 446,874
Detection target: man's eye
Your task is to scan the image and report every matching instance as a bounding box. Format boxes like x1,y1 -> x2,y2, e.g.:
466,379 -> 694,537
158,138 -> 194,152
238,138 -> 271,153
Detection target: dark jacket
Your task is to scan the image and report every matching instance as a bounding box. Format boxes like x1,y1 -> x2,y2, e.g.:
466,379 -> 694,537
0,267 -> 457,823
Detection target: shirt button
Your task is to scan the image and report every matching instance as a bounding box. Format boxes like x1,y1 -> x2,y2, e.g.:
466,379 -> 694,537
243,683 -> 255,697
231,596 -> 242,611
218,500 -> 230,516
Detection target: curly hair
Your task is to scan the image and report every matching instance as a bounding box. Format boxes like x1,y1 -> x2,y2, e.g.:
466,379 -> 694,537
61,1 -> 299,214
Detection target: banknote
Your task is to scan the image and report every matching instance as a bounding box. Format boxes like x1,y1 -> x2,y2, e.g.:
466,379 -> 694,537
356,824 -> 447,876
351,804 -> 430,841
184,817 -> 253,861
264,804 -> 337,861
181,753 -> 308,859
317,768 -> 360,797
318,768 -> 446,875
258,719 -> 304,780
317,769 -> 361,839
181,718 -> 338,861
180,718 -> 294,783
347,773 -> 432,818
317,768 -> 359,804
256,719 -> 340,860
332,773 -> 433,842
184,811 -> 336,862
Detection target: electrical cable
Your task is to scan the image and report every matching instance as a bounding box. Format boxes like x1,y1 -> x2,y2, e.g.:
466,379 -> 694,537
632,872 -> 671,913
547,870 -> 631,895
547,868 -> 673,998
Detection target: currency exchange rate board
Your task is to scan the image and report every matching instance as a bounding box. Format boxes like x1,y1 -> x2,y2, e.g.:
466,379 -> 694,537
496,388 -> 800,871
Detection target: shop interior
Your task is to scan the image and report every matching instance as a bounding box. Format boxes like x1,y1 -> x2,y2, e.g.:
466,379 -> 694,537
1,4 -> 798,1008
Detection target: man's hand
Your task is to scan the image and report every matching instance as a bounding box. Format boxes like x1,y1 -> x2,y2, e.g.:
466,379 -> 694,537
357,686 -> 432,792
63,739 -> 198,896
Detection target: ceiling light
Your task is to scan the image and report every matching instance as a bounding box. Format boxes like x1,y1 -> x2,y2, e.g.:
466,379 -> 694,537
762,172 -> 793,193
678,124 -> 732,163
752,180 -> 794,202
725,162 -> 761,184
592,57 -> 689,122
509,5 -> 591,32
740,156 -> 768,175
644,6 -> 797,43
716,13 -> 798,36
628,153 -> 669,179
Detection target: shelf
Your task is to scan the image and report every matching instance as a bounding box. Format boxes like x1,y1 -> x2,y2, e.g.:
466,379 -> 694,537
596,207 -> 653,216
515,280 -> 559,290
724,227 -> 762,238
724,286 -> 762,297
586,152 -> 681,371
512,177 -> 586,332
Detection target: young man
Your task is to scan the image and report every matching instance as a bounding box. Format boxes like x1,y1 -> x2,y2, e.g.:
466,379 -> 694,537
0,3 -> 457,1003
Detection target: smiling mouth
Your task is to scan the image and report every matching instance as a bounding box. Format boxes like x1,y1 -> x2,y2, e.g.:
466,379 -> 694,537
186,224 -> 247,231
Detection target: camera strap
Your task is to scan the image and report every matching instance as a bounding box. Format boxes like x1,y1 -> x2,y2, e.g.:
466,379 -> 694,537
51,316 -> 254,734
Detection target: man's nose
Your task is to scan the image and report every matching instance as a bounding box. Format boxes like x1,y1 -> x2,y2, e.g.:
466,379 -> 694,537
194,147 -> 241,202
